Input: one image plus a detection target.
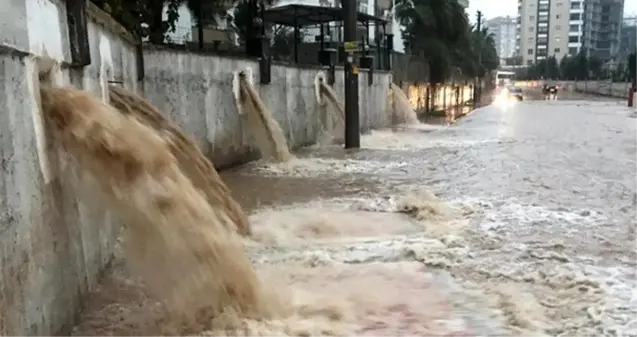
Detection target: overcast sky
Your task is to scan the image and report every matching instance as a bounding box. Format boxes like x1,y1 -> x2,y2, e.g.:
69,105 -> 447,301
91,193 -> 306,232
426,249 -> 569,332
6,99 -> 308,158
467,0 -> 637,23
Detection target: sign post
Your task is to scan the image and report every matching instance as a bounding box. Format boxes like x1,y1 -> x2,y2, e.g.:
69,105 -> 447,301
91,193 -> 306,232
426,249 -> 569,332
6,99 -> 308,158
342,0 -> 360,149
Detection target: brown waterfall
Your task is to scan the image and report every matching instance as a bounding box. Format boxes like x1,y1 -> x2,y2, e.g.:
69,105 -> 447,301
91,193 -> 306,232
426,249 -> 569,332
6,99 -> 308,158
236,72 -> 292,162
39,85 -> 271,332
107,85 -> 252,236
320,82 -> 345,123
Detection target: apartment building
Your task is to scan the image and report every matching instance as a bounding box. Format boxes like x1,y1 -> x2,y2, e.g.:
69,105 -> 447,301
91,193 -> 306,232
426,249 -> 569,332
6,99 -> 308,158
517,0 -> 626,65
487,16 -> 517,62
517,0 -> 582,65
581,0 -> 625,62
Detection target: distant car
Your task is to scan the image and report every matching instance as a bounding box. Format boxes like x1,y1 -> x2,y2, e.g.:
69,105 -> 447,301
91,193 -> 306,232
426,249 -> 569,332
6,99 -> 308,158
542,82 -> 559,100
507,87 -> 523,101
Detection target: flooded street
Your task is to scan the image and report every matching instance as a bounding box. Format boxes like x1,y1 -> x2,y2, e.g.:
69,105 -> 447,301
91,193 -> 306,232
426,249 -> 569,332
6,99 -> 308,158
224,96 -> 637,337
74,97 -> 637,336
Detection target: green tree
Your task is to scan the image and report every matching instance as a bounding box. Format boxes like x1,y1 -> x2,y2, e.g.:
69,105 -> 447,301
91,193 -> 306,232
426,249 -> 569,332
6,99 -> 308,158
546,55 -> 559,79
395,0 -> 471,83
94,0 -> 232,44
228,0 -> 300,59
574,52 -> 589,80
395,0 -> 499,84
471,26 -> 499,77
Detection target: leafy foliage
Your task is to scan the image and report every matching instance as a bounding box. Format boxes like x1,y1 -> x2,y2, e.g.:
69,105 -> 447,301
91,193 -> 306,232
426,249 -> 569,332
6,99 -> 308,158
93,0 -> 233,43
395,0 -> 499,83
227,0 -> 303,59
523,52 -> 614,80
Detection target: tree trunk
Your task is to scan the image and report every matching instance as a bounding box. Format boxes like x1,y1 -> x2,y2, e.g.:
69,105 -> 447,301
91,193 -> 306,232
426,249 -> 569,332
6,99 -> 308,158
148,0 -> 165,44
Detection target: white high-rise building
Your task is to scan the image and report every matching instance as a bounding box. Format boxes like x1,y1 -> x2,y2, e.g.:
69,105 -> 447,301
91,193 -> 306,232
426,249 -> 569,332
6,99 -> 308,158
487,16 -> 517,62
516,0 -> 625,65
516,0 -> 585,65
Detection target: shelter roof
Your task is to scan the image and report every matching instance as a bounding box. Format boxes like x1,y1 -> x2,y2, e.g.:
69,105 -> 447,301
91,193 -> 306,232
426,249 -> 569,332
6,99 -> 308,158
263,4 -> 389,27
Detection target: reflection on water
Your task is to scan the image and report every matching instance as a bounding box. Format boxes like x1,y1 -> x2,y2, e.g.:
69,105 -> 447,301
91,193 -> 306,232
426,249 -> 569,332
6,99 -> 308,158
75,99 -> 636,336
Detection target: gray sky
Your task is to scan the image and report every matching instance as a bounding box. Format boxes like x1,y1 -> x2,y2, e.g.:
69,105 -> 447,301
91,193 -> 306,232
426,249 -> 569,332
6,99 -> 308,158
467,0 -> 637,23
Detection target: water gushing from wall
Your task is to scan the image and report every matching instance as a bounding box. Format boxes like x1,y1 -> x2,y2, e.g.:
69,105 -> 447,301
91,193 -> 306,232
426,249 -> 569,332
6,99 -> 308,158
107,85 -> 252,236
316,74 -> 345,124
390,83 -> 419,125
234,69 -> 291,162
39,85 -> 272,332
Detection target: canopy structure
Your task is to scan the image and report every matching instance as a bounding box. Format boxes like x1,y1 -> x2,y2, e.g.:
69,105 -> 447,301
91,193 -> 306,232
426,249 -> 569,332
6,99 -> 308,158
262,4 -> 390,64
263,4 -> 389,27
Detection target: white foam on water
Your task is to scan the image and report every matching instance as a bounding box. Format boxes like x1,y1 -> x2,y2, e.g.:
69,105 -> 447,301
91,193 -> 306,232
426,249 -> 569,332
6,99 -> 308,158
245,157 -> 409,177
444,195 -> 637,336
395,123 -> 448,132
361,129 -> 505,151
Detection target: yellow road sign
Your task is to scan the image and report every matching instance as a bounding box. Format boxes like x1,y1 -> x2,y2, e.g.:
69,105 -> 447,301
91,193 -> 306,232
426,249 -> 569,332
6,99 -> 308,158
344,41 -> 361,53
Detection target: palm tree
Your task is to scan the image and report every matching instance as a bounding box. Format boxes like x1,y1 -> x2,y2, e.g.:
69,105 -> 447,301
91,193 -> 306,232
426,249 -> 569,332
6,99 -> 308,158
395,0 -> 471,84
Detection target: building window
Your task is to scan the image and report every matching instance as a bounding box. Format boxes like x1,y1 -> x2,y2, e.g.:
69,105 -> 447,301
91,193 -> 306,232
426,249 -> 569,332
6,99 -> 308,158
556,25 -> 562,30
528,37 -> 534,43
570,13 -> 580,21
554,48 -> 561,53
568,36 -> 579,43
538,26 -> 548,33
569,24 -> 579,32
568,47 -> 578,55
527,48 -> 534,55
537,49 -> 547,56
529,26 -> 535,32
556,2 -> 563,7
556,14 -> 561,19
539,3 -> 549,11
527,60 -> 533,65
529,15 -> 535,21
570,1 -> 580,9
538,37 -> 548,44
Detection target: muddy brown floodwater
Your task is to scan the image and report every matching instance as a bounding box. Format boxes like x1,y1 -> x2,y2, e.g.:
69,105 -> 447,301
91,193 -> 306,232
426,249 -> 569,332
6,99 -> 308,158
73,95 -> 636,337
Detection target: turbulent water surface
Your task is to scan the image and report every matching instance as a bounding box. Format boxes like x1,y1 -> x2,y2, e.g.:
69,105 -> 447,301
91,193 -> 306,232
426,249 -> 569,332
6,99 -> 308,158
75,97 -> 637,336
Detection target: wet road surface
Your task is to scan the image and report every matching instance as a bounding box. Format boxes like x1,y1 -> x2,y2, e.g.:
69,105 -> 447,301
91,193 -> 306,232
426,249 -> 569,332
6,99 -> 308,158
73,94 -> 637,336
224,94 -> 636,336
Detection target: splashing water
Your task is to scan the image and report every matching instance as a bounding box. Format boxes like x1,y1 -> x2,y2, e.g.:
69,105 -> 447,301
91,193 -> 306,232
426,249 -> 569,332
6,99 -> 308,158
236,72 -> 292,162
71,190 -> 488,336
107,85 -> 252,236
39,85 -> 273,332
320,82 -> 345,124
390,83 -> 419,125
315,81 -> 346,145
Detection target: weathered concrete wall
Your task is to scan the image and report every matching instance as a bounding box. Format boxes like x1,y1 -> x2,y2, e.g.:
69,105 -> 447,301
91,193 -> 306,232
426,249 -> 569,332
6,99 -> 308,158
0,0 -> 139,335
142,49 -> 391,167
573,80 -> 632,99
0,0 -> 391,335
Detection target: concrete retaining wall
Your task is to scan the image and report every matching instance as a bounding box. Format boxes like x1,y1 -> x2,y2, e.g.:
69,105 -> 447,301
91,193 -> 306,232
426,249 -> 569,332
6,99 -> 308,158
142,49 -> 390,168
573,81 -> 632,99
0,0 -> 391,335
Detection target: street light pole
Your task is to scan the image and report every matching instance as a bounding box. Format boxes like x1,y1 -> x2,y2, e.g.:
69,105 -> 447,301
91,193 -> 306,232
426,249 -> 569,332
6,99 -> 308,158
342,0 -> 360,149
474,10 -> 482,105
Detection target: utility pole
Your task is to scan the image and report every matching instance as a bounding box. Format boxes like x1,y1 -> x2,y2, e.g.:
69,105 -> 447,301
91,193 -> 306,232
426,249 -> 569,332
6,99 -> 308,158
474,10 -> 482,105
342,0 -> 360,149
